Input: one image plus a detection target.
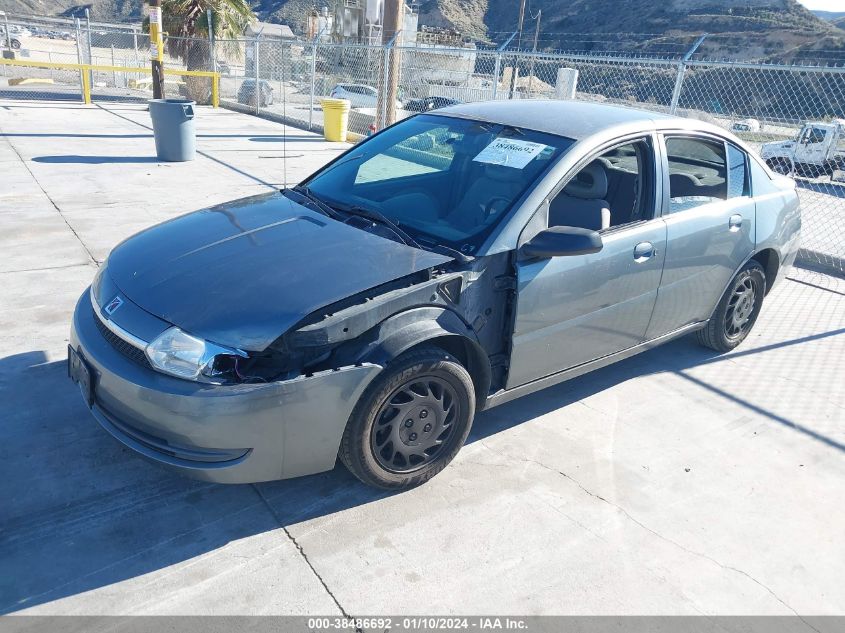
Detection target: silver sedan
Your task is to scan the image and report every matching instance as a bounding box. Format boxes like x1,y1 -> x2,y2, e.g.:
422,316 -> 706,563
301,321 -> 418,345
69,101 -> 801,488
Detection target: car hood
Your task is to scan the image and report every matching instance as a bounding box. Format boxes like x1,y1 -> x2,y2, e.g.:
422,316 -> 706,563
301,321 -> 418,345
106,192 -> 451,351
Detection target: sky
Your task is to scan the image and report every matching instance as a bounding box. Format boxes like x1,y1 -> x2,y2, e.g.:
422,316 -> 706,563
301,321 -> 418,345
797,0 -> 845,11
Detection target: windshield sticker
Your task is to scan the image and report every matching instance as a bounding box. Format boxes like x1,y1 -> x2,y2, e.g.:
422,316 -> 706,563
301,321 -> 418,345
473,138 -> 549,169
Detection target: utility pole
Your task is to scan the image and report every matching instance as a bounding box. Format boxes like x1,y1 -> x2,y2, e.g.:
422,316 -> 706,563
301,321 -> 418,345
148,0 -> 165,99
507,0 -> 527,99
527,9 -> 541,97
376,0 -> 402,129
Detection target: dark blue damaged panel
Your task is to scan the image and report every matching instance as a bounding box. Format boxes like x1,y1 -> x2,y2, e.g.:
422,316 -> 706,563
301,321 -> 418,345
107,192 -> 451,351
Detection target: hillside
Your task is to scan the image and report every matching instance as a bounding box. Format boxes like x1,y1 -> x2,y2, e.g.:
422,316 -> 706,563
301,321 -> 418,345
812,10 -> 845,22
444,0 -> 845,61
0,0 -> 842,63
0,0 -> 140,20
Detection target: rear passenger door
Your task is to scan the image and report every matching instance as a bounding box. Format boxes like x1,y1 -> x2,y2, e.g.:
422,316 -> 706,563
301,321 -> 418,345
645,135 -> 756,339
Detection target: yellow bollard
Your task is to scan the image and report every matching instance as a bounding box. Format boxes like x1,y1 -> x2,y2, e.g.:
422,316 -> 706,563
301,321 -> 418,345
81,67 -> 92,104
320,98 -> 351,142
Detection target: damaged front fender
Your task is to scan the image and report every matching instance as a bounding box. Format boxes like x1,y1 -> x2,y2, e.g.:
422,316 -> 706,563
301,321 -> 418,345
335,306 -> 493,407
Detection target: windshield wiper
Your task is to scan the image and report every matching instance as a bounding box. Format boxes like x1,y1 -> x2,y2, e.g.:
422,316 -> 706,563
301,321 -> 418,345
341,204 -> 423,250
287,185 -> 342,220
414,237 -> 474,264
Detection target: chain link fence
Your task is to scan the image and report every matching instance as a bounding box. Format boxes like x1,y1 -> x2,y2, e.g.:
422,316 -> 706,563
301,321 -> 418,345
2,14 -> 843,274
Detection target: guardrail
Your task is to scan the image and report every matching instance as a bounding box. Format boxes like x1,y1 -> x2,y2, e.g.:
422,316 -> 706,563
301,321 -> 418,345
0,58 -> 220,106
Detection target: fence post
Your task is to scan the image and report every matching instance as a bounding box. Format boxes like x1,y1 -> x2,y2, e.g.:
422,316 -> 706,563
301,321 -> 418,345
74,18 -> 85,103
309,41 -> 318,130
380,44 -> 391,129
493,33 -> 517,101
85,8 -> 94,92
669,34 -> 707,114
132,27 -> 140,81
492,52 -> 501,100
669,65 -> 685,115
254,36 -> 260,115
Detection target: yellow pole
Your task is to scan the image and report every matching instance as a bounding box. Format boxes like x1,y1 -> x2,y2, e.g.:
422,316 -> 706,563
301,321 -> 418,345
211,73 -> 219,108
81,66 -> 92,104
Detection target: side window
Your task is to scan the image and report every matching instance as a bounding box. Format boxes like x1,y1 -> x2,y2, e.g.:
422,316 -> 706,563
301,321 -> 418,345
801,127 -> 826,145
727,144 -> 749,198
548,138 -> 654,232
354,126 -> 459,185
665,136 -> 727,214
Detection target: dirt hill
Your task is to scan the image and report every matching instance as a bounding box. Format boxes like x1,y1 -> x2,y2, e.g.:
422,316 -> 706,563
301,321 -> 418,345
0,0 -> 842,62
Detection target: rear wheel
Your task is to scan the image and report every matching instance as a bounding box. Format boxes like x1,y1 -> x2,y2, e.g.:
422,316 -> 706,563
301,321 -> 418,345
696,261 -> 766,353
339,346 -> 475,489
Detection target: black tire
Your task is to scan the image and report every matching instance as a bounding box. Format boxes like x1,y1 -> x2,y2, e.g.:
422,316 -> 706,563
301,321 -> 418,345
11,39 -> 21,50
696,260 -> 766,353
339,346 -> 475,490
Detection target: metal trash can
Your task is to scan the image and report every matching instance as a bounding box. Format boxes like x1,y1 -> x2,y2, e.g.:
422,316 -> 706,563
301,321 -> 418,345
148,99 -> 196,162
320,98 -> 351,142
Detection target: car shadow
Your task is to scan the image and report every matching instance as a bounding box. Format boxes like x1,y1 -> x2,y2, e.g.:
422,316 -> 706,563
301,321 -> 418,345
1,329 -> 841,613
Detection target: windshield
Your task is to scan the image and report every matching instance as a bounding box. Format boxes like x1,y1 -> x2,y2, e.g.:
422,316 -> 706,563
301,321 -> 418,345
305,114 -> 574,253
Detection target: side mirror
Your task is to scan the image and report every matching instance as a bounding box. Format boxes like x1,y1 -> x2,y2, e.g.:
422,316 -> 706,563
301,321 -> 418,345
520,226 -> 603,259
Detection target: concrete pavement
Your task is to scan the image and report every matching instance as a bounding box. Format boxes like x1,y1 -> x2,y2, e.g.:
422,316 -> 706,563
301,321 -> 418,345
1,100 -> 843,618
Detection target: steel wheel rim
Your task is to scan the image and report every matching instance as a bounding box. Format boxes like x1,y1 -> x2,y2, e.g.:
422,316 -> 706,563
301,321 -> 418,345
724,275 -> 758,339
370,375 -> 460,473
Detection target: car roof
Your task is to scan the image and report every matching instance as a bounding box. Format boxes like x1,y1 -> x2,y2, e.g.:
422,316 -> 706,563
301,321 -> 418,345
428,100 -> 730,141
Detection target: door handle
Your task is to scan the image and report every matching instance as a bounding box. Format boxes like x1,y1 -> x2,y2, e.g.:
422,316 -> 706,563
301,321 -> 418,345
729,214 -> 743,232
633,241 -> 655,262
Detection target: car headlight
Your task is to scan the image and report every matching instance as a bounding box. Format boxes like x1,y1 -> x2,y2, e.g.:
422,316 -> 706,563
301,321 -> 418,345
145,327 -> 246,380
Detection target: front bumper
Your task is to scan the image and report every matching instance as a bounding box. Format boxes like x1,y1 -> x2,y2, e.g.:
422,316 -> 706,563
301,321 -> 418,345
69,290 -> 382,483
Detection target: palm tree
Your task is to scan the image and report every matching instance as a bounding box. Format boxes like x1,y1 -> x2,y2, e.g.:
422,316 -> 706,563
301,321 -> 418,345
157,0 -> 255,102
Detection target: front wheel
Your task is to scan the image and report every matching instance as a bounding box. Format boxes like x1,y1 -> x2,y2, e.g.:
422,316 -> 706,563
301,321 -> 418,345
696,260 -> 766,353
339,346 -> 475,489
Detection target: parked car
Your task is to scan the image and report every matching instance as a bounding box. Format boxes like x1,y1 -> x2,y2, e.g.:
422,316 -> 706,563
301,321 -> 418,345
237,78 -> 273,107
69,101 -> 800,489
330,83 -> 402,110
404,96 -> 462,112
730,118 -> 760,134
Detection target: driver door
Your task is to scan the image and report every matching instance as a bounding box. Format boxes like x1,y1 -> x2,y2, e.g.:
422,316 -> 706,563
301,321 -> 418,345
794,126 -> 830,165
506,136 -> 667,388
